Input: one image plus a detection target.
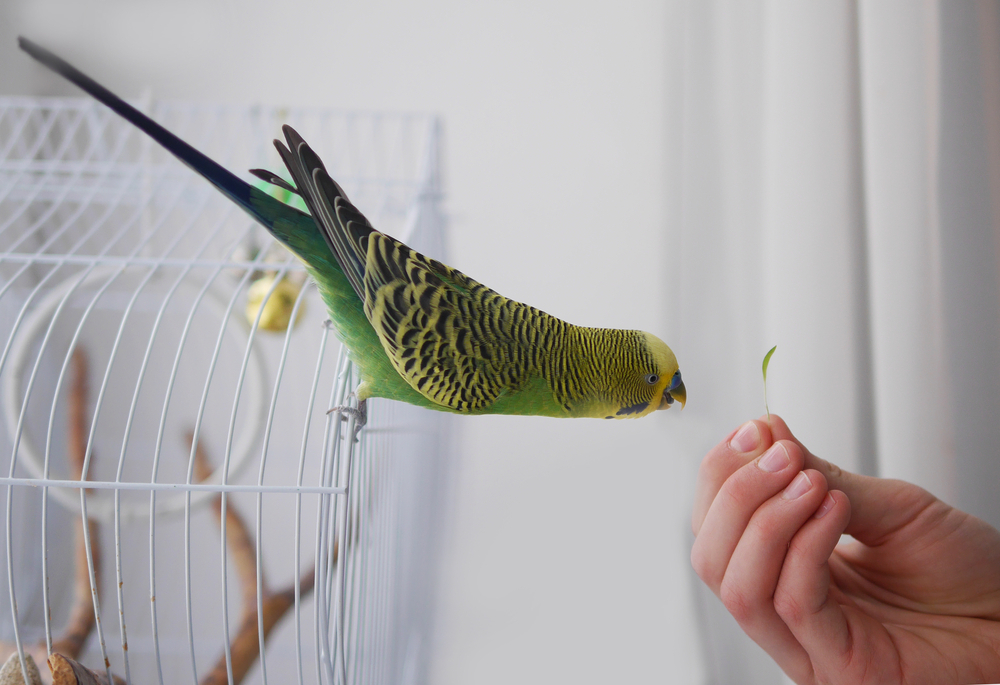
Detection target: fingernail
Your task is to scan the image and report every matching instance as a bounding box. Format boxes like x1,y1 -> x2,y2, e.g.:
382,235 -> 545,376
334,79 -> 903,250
730,422 -> 760,453
757,443 -> 789,472
782,471 -> 812,500
814,493 -> 835,518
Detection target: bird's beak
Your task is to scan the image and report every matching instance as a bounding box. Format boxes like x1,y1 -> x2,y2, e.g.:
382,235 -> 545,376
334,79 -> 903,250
658,378 -> 686,410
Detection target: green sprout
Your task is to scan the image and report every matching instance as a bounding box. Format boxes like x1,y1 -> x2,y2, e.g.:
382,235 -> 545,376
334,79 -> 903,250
762,345 -> 777,420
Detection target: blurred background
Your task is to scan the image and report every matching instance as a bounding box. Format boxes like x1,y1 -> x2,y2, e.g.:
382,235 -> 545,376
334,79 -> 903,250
2,1 -> 1000,683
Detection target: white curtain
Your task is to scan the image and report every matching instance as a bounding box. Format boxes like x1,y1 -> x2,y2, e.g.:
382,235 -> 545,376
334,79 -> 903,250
676,1 -> 1000,682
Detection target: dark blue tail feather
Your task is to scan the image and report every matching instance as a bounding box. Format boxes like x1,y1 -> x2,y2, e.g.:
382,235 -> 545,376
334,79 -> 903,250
18,36 -> 283,227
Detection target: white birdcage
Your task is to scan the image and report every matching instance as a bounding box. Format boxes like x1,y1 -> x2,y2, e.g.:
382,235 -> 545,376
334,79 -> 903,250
0,96 -> 450,685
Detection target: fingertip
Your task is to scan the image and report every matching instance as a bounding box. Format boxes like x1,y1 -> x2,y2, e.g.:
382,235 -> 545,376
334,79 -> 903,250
757,439 -> 806,475
730,421 -> 762,454
729,418 -> 777,455
756,442 -> 791,473
813,489 -> 848,521
813,492 -> 836,519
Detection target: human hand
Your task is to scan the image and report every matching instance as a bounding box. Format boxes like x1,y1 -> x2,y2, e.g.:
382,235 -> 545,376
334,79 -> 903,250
691,415 -> 1000,685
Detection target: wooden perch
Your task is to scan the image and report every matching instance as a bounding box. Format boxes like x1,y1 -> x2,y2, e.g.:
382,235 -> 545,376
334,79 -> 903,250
186,432 -> 318,685
50,350 -> 99,659
47,655 -> 122,685
199,568 -> 317,685
46,351 -> 124,685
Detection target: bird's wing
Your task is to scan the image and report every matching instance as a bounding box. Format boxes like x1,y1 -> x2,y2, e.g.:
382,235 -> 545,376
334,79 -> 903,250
275,126 -> 525,412
366,235 -> 526,411
274,125 -> 372,300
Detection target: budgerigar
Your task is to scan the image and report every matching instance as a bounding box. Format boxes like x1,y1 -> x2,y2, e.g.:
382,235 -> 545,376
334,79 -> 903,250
19,38 -> 686,427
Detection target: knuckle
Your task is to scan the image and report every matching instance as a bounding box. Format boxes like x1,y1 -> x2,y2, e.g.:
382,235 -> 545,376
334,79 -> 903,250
785,518 -> 822,559
717,478 -> 749,511
744,508 -> 774,540
719,580 -> 755,625
689,543 -> 720,588
772,585 -> 806,625
698,450 -> 738,490
743,500 -> 791,545
822,458 -> 842,479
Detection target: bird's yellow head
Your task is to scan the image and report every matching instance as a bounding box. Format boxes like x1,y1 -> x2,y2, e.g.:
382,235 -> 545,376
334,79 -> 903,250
643,332 -> 686,412
598,332 -> 685,419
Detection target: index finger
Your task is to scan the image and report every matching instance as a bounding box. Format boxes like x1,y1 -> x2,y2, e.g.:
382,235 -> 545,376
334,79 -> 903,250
692,418 -> 776,534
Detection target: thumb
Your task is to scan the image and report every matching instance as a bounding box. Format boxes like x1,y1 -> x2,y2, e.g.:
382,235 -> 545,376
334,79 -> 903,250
764,415 -> 938,547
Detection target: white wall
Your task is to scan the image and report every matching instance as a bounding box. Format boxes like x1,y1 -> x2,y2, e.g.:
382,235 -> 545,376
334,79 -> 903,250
1,2 -> 703,683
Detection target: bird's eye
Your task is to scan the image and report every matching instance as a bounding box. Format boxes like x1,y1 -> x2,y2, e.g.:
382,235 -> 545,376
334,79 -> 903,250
644,373 -> 659,385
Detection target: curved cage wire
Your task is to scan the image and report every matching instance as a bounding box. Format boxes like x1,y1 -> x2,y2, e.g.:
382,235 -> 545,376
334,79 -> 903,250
0,96 -> 450,685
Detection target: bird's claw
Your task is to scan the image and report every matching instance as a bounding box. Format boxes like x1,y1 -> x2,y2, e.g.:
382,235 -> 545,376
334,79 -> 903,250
327,399 -> 367,443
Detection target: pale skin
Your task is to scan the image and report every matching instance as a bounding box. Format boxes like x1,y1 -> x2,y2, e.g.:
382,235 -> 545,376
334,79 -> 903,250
691,414 -> 1000,685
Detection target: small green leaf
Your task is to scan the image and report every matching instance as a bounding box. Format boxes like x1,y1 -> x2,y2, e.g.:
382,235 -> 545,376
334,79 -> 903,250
762,345 -> 777,381
762,346 -> 776,420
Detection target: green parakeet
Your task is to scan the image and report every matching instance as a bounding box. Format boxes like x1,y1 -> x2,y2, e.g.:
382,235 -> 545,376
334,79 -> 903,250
19,38 -> 686,423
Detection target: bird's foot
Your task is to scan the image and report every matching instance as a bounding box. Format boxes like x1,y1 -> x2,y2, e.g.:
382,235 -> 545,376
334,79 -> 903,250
327,398 -> 367,442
